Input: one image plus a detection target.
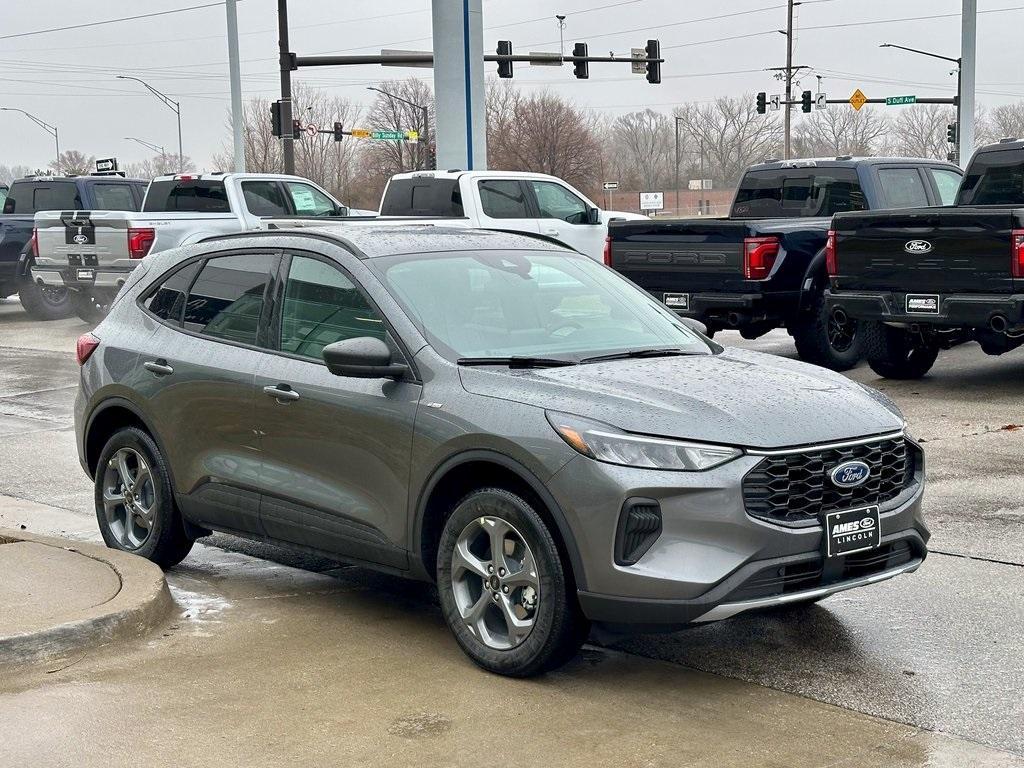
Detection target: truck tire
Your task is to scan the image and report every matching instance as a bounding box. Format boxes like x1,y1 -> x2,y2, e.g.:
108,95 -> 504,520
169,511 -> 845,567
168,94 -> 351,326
70,291 -> 109,325
18,278 -> 73,321
863,322 -> 939,379
792,292 -> 864,372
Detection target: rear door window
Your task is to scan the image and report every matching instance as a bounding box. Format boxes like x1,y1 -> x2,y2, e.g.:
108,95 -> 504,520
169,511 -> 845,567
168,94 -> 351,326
143,180 -> 230,212
92,183 -> 140,211
877,168 -> 930,208
478,179 -> 530,219
929,168 -> 962,205
731,168 -> 866,218
182,253 -> 275,345
241,180 -> 289,216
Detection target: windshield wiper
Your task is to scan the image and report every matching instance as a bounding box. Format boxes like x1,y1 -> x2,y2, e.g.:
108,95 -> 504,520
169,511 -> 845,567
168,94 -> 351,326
579,348 -> 697,364
457,356 -> 578,369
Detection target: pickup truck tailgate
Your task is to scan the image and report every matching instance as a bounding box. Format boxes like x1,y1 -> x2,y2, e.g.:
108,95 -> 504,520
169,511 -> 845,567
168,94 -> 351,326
608,219 -> 748,292
832,208 -> 1018,293
35,210 -> 132,268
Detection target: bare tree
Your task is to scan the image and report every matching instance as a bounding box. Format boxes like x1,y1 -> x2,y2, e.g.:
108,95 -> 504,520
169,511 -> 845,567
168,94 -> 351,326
881,104 -> 956,159
49,150 -> 94,176
0,165 -> 33,184
610,109 -> 673,190
979,102 -> 1024,143
793,107 -> 888,157
364,78 -> 434,173
673,97 -> 783,186
124,154 -> 194,180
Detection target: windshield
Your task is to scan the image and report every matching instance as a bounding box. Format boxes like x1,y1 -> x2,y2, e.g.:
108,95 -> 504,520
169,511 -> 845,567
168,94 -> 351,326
372,250 -> 712,361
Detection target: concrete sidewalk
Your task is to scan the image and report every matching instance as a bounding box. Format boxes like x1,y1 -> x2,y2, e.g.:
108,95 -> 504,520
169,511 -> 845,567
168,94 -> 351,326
0,520 -> 173,665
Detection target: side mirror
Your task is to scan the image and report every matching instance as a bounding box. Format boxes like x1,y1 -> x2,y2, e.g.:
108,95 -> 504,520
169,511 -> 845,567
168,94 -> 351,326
322,337 -> 408,379
678,316 -> 708,336
335,206 -> 349,217
586,206 -> 601,225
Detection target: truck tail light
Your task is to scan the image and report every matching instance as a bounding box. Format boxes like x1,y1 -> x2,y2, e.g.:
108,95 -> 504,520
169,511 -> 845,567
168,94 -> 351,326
76,333 -> 100,365
743,236 -> 780,280
602,235 -> 612,266
127,228 -> 155,259
29,228 -> 39,258
826,229 -> 838,276
1013,229 -> 1024,279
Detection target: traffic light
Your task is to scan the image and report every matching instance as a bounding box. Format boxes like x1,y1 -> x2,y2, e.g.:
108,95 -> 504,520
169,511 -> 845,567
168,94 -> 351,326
801,90 -> 812,113
333,121 -> 344,142
292,119 -> 303,140
756,92 -> 767,114
947,122 -> 958,144
271,101 -> 283,137
496,40 -> 513,79
573,42 -> 589,79
645,39 -> 661,84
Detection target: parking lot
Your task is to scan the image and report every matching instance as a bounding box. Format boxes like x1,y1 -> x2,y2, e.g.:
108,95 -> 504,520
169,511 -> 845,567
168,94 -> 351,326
1,295 -> 1020,766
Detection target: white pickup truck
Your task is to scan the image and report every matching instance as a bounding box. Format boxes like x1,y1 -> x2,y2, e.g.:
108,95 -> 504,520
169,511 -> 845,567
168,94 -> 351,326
378,170 -> 647,261
31,172 -> 372,321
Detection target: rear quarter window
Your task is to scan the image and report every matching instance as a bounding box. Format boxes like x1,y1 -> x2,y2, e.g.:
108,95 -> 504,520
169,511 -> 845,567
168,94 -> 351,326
3,181 -> 81,214
143,180 -> 230,213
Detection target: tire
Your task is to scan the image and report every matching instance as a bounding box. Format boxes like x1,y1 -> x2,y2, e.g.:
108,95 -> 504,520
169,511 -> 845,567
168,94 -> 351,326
792,291 -> 864,371
436,487 -> 588,677
94,426 -> 194,569
863,322 -> 939,380
18,278 -> 73,320
71,290 -> 109,325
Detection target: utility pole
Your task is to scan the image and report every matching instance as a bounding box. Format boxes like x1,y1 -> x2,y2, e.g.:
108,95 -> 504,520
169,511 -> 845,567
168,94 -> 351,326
959,0 -> 977,168
673,116 -> 681,216
783,0 -> 795,160
226,0 -> 246,172
278,0 -> 295,174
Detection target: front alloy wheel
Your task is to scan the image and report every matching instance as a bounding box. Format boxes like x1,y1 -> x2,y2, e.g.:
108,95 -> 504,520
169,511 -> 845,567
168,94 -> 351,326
101,447 -> 157,550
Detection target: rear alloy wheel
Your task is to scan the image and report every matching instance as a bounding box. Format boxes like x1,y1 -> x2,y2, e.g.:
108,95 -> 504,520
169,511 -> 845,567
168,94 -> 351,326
863,322 -> 939,380
95,426 -> 193,568
437,488 -> 588,677
18,278 -> 73,320
792,290 -> 864,371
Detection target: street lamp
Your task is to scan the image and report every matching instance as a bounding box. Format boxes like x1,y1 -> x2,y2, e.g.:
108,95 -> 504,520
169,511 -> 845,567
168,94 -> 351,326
116,75 -> 183,172
366,86 -> 432,170
880,43 -> 962,161
124,136 -> 166,156
1,107 -> 59,174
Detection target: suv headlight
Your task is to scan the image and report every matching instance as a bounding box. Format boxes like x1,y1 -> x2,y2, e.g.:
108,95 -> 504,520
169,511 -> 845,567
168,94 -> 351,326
546,412 -> 742,471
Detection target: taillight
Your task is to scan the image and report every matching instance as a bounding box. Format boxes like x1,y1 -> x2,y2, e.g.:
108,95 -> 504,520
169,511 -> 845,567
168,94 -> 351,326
826,229 -> 838,276
127,227 -> 155,259
29,228 -> 39,258
743,236 -> 780,280
76,333 -> 100,365
602,235 -> 612,266
1012,229 -> 1024,279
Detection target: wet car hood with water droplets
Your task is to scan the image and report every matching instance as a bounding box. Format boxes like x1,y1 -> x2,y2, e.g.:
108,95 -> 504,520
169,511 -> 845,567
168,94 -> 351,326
458,348 -> 903,449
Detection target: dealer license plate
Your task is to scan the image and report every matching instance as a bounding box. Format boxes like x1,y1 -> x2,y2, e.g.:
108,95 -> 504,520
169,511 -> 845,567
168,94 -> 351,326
823,505 -> 881,557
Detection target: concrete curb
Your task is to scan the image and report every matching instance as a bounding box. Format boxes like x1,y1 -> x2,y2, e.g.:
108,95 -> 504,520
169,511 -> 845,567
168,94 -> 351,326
0,528 -> 174,665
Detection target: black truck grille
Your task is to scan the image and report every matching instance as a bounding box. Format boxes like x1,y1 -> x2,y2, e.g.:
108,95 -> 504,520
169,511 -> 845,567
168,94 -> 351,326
742,436 -> 914,526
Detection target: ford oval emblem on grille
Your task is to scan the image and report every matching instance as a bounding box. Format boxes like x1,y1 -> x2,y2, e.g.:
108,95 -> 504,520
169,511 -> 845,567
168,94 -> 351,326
904,239 -> 932,254
830,460 -> 871,488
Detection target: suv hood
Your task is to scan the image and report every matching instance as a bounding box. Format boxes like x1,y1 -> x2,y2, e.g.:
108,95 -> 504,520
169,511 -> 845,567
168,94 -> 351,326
458,348 -> 903,450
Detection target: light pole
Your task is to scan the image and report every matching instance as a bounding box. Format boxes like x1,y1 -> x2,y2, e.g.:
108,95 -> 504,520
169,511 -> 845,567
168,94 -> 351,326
880,43 -> 962,162
124,136 -> 167,171
674,116 -> 682,216
116,75 -> 183,172
366,86 -> 432,170
1,107 -> 59,173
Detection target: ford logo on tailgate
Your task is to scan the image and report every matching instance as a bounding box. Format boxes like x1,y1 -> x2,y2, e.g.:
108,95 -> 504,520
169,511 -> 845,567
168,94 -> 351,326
73,234 -> 89,244
904,240 -> 932,254
830,460 -> 871,488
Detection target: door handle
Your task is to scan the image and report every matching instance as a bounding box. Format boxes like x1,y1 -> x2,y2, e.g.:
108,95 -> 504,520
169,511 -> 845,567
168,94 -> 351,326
143,360 -> 174,376
263,384 -> 300,402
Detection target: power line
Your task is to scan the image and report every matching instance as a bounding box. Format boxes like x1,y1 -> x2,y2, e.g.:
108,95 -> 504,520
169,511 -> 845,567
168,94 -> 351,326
0,2 -> 232,41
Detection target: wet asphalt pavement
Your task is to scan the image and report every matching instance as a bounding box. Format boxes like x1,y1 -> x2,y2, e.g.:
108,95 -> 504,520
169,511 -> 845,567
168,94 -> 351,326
0,296 -> 1021,758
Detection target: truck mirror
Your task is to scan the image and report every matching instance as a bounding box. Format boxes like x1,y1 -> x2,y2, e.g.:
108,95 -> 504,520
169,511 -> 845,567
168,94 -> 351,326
587,207 -> 601,225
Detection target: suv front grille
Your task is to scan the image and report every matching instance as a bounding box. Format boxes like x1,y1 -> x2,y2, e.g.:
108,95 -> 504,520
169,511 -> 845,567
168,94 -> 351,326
742,436 -> 914,527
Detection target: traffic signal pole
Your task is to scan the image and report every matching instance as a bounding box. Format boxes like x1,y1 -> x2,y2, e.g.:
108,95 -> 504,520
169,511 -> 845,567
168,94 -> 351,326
783,0 -> 794,160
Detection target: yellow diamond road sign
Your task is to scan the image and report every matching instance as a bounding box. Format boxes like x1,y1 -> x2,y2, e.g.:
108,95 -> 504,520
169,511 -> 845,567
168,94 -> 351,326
849,89 -> 867,111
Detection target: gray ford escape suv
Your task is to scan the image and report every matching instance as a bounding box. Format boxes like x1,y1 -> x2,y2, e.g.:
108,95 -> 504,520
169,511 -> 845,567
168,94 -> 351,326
75,226 -> 928,676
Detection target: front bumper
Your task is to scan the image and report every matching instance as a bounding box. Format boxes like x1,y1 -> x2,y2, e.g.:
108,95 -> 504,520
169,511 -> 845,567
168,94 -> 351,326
546,438 -> 928,628
825,289 -> 1024,330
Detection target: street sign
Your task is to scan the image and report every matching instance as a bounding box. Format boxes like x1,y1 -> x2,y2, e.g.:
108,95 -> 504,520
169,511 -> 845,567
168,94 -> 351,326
815,92 -> 828,110
631,48 -> 646,75
885,95 -> 917,106
350,129 -> 371,138
849,89 -> 868,111
371,130 -> 406,140
769,94 -> 781,111
95,157 -> 118,172
405,130 -> 419,144
304,123 -> 319,137
639,191 -> 664,211
602,181 -> 619,190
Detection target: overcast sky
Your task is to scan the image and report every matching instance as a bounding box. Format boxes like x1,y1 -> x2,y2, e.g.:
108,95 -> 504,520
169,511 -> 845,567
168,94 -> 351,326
1,0 -> 1021,171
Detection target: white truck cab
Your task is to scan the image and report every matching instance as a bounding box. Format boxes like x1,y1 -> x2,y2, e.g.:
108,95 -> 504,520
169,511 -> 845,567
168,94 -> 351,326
379,170 -> 646,261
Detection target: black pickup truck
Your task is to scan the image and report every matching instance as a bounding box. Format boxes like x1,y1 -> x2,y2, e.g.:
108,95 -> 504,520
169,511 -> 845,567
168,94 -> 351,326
607,157 -> 962,370
826,139 -> 1024,379
0,175 -> 146,319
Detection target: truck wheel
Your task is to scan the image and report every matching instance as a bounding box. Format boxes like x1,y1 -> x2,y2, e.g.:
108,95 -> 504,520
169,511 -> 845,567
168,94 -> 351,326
70,291 -> 109,325
863,322 -> 939,379
18,278 -> 73,321
792,293 -> 864,372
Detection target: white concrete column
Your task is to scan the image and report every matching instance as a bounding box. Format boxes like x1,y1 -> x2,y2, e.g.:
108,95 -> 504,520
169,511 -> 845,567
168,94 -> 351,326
431,0 -> 487,170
